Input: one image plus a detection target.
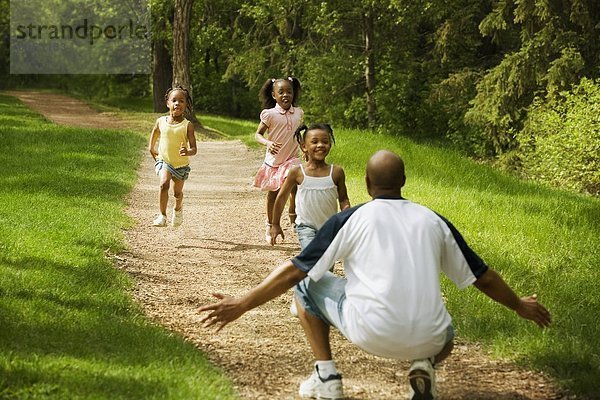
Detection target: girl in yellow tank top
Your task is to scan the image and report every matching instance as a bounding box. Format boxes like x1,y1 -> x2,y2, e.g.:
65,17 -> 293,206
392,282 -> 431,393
148,86 -> 197,227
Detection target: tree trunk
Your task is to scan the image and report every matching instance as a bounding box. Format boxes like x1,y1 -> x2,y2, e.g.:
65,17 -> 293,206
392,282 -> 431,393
363,9 -> 377,128
152,20 -> 172,113
173,0 -> 200,125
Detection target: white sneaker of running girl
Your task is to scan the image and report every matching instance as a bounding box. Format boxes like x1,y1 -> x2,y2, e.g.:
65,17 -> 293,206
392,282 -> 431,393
408,358 -> 437,400
153,214 -> 167,227
172,207 -> 183,227
299,368 -> 344,399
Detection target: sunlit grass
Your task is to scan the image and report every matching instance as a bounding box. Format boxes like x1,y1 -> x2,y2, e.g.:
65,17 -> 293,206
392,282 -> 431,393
0,94 -> 238,400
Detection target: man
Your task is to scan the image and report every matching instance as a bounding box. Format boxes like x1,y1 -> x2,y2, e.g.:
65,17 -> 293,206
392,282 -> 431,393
199,150 -> 551,399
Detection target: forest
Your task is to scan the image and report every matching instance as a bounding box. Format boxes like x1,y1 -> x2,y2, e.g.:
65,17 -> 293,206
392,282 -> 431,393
1,0 -> 598,195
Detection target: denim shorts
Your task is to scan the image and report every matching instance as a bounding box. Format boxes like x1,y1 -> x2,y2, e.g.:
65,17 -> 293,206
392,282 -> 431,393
295,223 -> 318,250
294,272 -> 455,356
294,272 -> 350,338
155,159 -> 191,181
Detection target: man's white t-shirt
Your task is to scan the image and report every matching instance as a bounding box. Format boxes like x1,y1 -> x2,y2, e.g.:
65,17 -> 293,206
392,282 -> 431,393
292,197 -> 488,360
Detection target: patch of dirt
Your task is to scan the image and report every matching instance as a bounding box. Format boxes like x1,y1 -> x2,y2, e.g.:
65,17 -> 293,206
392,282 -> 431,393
7,91 -> 572,399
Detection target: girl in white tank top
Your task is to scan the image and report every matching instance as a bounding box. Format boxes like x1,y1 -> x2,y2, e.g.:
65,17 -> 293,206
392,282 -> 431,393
269,123 -> 351,249
295,164 -> 338,231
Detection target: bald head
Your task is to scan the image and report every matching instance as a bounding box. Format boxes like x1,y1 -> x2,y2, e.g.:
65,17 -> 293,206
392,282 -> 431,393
366,150 -> 406,197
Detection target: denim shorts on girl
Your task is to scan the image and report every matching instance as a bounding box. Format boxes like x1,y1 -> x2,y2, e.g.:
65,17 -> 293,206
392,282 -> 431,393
295,223 -> 318,250
155,159 -> 191,181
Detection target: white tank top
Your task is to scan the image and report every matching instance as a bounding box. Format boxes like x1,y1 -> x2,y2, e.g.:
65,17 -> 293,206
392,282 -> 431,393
295,165 -> 339,230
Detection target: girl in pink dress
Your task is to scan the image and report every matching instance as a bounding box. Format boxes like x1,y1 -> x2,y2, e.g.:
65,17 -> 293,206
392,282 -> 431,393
253,77 -> 304,243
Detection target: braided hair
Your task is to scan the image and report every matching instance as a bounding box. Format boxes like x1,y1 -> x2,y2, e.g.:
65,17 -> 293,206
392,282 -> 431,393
164,86 -> 193,116
258,77 -> 301,109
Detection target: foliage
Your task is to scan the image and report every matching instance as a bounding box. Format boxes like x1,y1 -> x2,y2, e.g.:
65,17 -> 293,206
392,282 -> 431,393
2,0 -> 598,195
465,0 -> 599,155
518,78 -> 600,195
188,0 -> 257,118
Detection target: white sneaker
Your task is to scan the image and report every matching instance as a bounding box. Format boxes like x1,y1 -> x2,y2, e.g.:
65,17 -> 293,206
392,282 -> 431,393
299,366 -> 344,399
152,214 -> 167,227
408,358 -> 436,400
290,296 -> 298,317
172,207 -> 183,227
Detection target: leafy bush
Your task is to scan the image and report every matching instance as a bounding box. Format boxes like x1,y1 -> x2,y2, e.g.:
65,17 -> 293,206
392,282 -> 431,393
518,78 -> 600,195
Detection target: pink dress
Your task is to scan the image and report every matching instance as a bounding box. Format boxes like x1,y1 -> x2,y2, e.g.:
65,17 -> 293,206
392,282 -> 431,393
254,104 -> 304,191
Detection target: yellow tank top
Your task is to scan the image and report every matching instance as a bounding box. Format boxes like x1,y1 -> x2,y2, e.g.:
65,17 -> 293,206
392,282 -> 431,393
158,117 -> 190,168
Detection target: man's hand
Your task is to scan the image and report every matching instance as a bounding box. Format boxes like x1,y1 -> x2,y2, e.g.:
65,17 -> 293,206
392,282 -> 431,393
199,293 -> 246,332
199,261 -> 307,332
474,269 -> 552,329
515,294 -> 552,328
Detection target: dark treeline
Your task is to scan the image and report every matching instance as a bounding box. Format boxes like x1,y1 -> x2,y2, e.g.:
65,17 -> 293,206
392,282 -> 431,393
1,0 -> 598,194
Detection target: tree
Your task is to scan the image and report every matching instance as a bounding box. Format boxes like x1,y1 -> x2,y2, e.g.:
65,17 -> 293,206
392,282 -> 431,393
172,0 -> 199,124
363,4 -> 376,128
151,0 -> 173,112
0,0 -> 9,86
465,0 -> 600,155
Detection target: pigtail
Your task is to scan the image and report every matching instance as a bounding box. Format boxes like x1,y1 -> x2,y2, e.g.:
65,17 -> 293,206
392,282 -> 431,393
294,124 -> 309,161
294,124 -> 308,146
324,123 -> 335,144
259,78 -> 276,109
288,76 -> 301,106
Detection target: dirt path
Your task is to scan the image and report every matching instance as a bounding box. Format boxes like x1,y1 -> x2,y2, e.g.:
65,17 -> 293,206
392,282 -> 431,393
7,91 -> 569,399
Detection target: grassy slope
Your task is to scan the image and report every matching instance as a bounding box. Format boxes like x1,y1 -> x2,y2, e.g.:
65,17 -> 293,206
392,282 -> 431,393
0,94 -> 238,400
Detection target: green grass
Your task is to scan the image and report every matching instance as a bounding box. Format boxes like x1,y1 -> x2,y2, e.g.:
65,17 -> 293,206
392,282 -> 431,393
0,94 -> 238,400
199,115 -> 258,147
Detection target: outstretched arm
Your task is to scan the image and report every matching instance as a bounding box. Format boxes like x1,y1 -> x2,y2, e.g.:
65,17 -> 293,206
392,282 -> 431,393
199,260 -> 307,331
474,268 -> 551,328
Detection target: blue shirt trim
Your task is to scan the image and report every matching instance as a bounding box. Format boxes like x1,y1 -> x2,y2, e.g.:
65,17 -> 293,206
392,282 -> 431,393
435,212 -> 488,278
292,203 -> 364,273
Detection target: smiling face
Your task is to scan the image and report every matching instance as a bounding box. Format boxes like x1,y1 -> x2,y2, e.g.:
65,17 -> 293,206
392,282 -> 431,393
301,128 -> 332,162
167,89 -> 188,118
272,80 -> 294,110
